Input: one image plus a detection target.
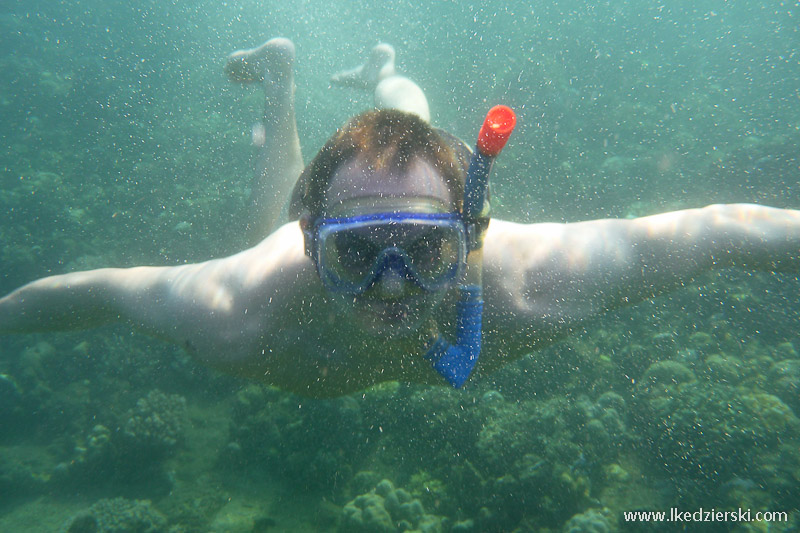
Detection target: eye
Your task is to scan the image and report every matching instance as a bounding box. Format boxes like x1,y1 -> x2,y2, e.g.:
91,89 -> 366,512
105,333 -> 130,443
407,232 -> 446,272
334,232 -> 380,271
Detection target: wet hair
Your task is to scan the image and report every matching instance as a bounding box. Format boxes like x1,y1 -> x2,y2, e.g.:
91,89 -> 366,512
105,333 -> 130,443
290,109 -> 471,219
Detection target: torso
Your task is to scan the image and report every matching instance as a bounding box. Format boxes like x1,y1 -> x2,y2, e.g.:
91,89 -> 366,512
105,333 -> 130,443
184,220 -> 578,396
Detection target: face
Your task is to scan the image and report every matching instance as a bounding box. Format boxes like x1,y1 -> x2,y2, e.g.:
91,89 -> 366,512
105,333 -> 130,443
319,156 -> 459,336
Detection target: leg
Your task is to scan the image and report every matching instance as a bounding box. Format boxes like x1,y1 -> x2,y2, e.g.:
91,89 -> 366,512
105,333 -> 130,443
331,43 -> 431,123
226,38 -> 304,244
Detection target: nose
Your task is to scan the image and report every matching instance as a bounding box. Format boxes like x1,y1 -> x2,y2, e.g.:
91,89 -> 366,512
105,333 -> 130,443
376,266 -> 406,296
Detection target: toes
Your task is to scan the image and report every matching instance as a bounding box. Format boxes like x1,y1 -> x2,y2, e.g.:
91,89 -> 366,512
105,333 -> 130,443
225,38 -> 295,84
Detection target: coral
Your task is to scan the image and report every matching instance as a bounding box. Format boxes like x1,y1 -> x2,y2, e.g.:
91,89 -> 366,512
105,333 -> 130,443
562,508 -> 615,533
773,341 -> 797,360
342,492 -> 394,533
740,393 -> 800,434
56,424 -> 113,476
340,479 -> 445,533
470,393 -> 631,529
634,379 -> 800,505
639,360 -> 696,390
123,390 -> 187,452
585,392 -> 629,457
53,391 -> 185,492
702,353 -> 743,384
224,384 -> 370,490
60,497 -> 167,533
768,358 -> 800,414
614,343 -> 660,387
688,331 -> 714,352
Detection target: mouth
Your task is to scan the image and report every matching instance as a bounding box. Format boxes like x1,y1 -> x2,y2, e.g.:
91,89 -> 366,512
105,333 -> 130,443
357,297 -> 412,320
350,293 -> 425,329
373,300 -> 413,322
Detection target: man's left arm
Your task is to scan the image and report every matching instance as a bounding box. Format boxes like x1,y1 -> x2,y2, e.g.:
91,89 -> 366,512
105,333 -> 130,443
482,204 -> 800,328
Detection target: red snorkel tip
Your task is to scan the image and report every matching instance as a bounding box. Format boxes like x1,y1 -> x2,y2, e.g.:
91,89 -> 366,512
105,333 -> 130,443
476,105 -> 517,157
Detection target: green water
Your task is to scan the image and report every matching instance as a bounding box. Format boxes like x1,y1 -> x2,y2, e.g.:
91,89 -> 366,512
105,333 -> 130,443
1,0 -> 798,531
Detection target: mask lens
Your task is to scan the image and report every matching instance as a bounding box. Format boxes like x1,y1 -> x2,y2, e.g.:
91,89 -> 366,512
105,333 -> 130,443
315,214 -> 465,293
405,226 -> 461,280
321,229 -> 380,285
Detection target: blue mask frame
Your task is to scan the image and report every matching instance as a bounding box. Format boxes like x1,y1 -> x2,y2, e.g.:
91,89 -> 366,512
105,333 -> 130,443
305,212 -> 468,295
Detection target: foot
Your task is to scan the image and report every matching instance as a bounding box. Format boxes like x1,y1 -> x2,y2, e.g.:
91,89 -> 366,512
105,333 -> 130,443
225,37 -> 295,85
330,43 -> 397,89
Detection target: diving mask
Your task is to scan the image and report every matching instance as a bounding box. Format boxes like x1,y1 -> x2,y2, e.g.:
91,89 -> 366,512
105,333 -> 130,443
306,212 -> 467,295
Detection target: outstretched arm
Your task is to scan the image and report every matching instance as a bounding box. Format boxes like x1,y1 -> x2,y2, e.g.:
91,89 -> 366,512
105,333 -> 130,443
483,204 -> 800,329
0,262 -> 234,339
0,225 -> 313,359
1,267 -> 138,334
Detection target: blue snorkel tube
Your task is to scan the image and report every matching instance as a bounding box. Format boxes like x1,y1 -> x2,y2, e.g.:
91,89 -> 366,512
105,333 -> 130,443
425,105 -> 517,388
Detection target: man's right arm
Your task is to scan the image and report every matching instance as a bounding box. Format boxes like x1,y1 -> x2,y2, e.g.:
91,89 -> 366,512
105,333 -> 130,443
0,265 -> 190,335
0,223 -> 313,344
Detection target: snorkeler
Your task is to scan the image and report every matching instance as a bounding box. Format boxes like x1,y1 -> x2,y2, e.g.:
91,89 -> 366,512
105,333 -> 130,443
1,38 -> 799,397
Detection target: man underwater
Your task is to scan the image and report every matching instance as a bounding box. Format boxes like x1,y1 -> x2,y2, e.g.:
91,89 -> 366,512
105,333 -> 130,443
1,38 -> 799,397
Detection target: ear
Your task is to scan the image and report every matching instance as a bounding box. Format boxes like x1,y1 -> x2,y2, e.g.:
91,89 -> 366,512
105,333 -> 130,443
288,173 -> 307,220
299,214 -> 315,258
299,213 -> 312,231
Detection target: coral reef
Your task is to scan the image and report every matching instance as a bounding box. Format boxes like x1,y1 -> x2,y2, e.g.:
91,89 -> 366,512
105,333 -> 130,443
60,497 -> 167,533
769,357 -> 800,414
223,384 -> 372,491
1,3 -> 799,531
562,508 -> 615,533
468,393 -> 629,529
52,390 -> 186,494
340,479 -> 445,533
634,360 -> 800,508
123,390 -> 187,453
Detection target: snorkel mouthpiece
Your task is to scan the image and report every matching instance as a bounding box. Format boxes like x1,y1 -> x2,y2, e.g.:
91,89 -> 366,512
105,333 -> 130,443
425,285 -> 484,388
426,105 -> 517,388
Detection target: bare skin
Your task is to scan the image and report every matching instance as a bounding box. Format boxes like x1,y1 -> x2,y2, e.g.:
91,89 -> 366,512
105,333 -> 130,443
2,203 -> 798,396
1,40 -> 798,397
226,38 -> 304,243
330,43 -> 430,122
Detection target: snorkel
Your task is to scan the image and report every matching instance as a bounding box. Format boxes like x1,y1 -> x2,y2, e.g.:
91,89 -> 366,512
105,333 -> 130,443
424,105 -> 517,388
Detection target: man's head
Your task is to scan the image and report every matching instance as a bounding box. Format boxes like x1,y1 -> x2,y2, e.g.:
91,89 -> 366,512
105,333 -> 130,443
293,110 -> 472,334
292,109 -> 468,219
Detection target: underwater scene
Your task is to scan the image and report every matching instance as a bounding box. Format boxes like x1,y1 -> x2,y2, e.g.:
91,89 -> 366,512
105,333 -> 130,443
1,0 -> 799,531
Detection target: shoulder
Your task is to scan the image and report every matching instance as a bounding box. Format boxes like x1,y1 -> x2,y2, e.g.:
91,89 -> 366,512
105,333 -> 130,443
223,221 -> 312,285
168,222 -> 316,314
